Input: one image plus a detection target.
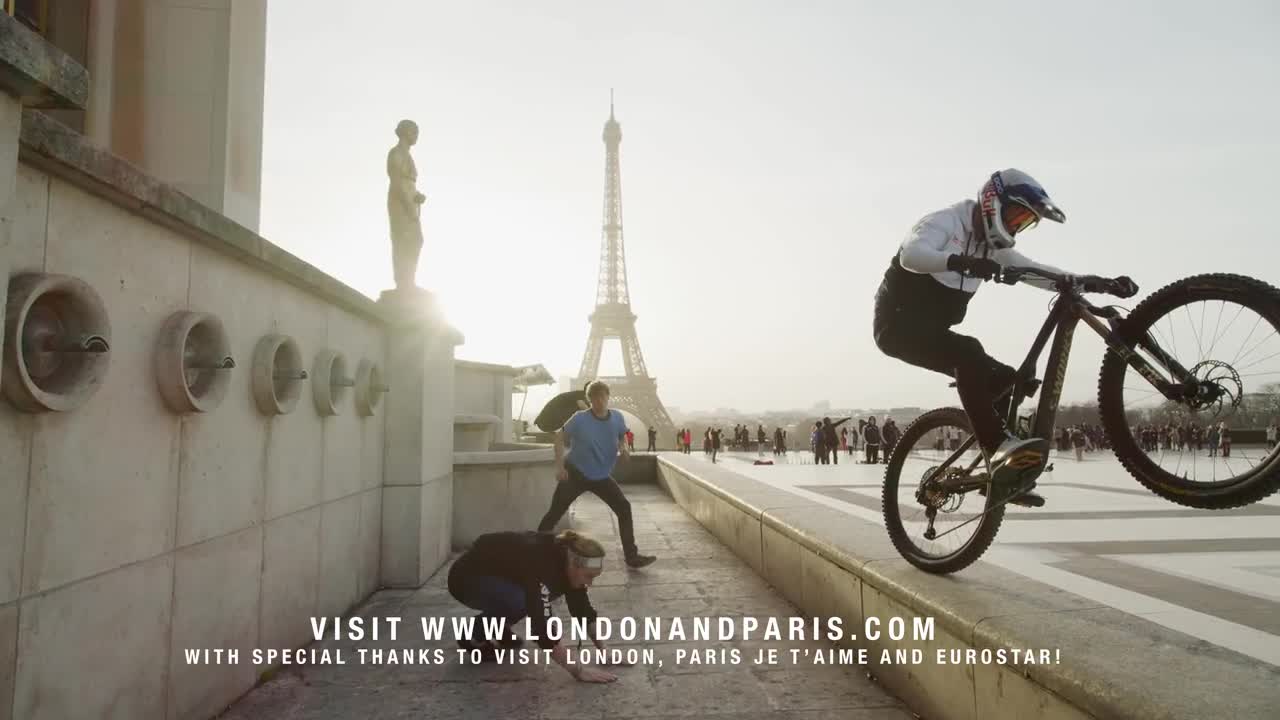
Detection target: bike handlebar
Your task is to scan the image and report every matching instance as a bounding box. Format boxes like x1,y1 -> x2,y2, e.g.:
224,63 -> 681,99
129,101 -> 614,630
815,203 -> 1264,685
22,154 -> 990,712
998,265 -> 1068,286
1000,266 -> 1125,318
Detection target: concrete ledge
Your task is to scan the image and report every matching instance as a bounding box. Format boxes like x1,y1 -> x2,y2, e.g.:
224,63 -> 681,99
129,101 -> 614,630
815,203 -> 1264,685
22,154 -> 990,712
453,447 -> 553,465
0,15 -> 87,109
656,455 -> 1280,720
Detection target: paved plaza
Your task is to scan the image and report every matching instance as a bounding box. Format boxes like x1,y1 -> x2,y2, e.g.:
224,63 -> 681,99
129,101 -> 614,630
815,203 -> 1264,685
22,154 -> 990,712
708,447 -> 1280,667
220,486 -> 912,720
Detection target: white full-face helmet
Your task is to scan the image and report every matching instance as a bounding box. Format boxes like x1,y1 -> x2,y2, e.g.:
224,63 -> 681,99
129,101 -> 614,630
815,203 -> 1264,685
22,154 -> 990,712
978,169 -> 1066,249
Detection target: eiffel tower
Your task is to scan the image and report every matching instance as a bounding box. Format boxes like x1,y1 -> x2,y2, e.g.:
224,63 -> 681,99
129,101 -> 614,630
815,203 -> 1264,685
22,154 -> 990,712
572,96 -> 677,448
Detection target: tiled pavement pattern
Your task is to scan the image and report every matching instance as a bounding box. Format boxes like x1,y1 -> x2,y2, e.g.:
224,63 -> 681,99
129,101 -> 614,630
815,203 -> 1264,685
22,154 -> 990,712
220,486 -> 913,720
717,448 -> 1280,667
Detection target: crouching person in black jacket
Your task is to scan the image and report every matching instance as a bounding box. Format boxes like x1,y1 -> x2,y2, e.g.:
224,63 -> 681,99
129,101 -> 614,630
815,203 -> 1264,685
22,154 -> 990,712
447,529 -> 618,683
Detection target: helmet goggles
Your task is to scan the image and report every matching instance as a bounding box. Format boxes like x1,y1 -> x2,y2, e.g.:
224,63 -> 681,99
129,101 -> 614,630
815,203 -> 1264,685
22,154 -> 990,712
1001,202 -> 1040,236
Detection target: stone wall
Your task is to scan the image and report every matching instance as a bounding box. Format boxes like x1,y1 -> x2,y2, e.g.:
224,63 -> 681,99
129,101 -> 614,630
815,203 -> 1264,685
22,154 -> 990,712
0,161 -> 385,720
0,18 -> 466,720
0,112 -> 460,720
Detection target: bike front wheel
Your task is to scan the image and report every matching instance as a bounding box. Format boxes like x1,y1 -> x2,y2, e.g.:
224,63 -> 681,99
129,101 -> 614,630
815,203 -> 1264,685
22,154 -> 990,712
1098,273 -> 1280,509
882,407 -> 1005,574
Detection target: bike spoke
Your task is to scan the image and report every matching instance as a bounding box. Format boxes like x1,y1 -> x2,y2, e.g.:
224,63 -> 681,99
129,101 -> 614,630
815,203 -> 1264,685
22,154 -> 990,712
1207,302 -> 1246,358
1207,300 -> 1226,358
1228,315 -> 1265,368
1186,304 -> 1205,362
1237,348 -> 1280,373
1192,298 -> 1203,356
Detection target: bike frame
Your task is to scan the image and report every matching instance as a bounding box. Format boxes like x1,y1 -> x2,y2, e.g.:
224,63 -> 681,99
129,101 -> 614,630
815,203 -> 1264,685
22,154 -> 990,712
936,268 -> 1198,492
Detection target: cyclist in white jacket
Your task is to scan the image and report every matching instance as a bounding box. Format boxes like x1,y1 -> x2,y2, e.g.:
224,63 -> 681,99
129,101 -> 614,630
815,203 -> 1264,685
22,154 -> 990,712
873,169 -> 1137,506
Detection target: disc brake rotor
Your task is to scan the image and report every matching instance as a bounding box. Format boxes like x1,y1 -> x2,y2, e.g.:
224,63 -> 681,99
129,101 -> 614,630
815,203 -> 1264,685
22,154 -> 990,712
1185,360 -> 1244,417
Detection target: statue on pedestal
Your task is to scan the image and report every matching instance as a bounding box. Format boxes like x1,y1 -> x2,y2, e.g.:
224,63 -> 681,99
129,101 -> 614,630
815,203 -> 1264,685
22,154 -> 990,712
387,119 -> 426,289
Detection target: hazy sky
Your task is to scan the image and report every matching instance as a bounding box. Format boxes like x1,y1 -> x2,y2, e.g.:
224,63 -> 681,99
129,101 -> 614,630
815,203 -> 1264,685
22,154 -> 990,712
260,1 -> 1280,416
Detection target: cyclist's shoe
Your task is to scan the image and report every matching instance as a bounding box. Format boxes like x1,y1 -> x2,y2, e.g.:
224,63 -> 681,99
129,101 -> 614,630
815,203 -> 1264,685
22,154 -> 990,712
1006,489 -> 1046,508
988,437 -> 1051,490
977,483 -> 1045,507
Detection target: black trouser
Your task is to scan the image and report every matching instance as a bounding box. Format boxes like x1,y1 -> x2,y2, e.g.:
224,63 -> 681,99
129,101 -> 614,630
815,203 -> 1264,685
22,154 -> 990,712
538,464 -> 637,558
874,293 -> 1016,455
647,438 -> 656,452
866,444 -> 879,463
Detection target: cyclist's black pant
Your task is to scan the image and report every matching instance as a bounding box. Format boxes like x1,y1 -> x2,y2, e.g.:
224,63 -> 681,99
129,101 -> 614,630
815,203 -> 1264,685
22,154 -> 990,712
874,302 -> 1017,455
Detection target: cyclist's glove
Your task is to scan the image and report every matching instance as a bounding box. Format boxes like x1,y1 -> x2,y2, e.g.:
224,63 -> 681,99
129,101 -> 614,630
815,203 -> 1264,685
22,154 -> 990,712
1079,275 -> 1139,298
946,254 -> 1002,281
1108,275 -> 1139,298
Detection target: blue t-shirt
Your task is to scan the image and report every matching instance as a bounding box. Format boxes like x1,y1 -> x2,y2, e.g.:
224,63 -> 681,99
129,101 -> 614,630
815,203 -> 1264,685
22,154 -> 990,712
563,409 -> 626,480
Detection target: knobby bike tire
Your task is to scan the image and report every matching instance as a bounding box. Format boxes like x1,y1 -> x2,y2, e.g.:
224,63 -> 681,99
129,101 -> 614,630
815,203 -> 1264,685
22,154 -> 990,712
882,407 -> 1006,574
1097,273 -> 1280,509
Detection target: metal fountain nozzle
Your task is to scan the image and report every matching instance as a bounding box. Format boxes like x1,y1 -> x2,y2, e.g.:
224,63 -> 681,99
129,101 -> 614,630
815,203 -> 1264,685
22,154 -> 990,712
194,356 -> 236,370
58,334 -> 110,353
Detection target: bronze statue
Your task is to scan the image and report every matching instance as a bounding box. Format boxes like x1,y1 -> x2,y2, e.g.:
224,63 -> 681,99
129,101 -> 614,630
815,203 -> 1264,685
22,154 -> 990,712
387,119 -> 426,289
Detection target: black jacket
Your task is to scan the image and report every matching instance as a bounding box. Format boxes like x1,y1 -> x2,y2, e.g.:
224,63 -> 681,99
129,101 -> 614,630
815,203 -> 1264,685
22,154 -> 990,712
448,531 -> 598,649
864,424 -> 882,445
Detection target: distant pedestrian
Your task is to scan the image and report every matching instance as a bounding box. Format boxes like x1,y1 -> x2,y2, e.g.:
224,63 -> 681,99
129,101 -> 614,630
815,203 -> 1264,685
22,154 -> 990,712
625,428 -> 635,453
863,417 -> 882,464
646,427 -> 657,452
1220,423 -> 1232,458
881,418 -> 900,464
1207,425 -> 1220,457
1267,420 -> 1278,449
711,428 -> 722,463
822,418 -> 840,466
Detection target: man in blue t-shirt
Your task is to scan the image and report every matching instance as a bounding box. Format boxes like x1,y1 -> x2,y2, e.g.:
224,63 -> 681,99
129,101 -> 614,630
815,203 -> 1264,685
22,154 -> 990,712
537,381 -> 657,568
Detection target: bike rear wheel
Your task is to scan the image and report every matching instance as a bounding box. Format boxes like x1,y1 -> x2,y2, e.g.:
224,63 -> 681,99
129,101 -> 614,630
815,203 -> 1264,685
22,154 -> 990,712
1098,273 -> 1280,509
882,407 -> 1005,574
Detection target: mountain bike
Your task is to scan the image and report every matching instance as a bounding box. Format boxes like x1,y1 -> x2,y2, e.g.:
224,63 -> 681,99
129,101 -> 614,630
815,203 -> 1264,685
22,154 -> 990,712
882,269 -> 1280,574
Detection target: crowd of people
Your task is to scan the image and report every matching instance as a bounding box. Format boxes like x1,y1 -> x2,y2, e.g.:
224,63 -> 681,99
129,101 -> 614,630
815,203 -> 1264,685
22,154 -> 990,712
1130,421 -> 1235,457
1055,419 -> 1280,461
806,416 -> 901,465
667,416 -> 1278,466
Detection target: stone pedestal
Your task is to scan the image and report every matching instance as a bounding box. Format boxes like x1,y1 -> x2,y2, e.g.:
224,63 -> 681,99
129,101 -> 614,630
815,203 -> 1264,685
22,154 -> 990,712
454,413 -> 500,452
376,287 -> 464,588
